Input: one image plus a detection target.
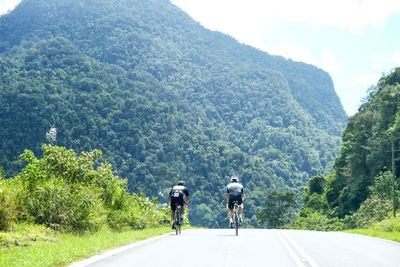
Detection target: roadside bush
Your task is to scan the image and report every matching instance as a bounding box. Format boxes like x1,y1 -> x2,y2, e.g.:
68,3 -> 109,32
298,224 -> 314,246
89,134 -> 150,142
141,205 -> 170,228
106,192 -> 144,231
0,177 -> 19,231
16,176 -> 106,232
291,208 -> 344,231
106,193 -> 168,231
3,145 -> 169,233
137,195 -> 169,228
372,217 -> 400,232
17,177 -> 71,229
68,184 -> 106,232
346,195 -> 392,229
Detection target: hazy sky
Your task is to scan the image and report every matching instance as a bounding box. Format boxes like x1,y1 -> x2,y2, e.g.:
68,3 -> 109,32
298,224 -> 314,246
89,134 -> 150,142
1,0 -> 400,115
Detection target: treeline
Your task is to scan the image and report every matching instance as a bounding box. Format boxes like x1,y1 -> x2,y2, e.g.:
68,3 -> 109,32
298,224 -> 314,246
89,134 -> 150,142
0,0 -> 347,227
292,68 -> 400,230
0,144 -> 168,232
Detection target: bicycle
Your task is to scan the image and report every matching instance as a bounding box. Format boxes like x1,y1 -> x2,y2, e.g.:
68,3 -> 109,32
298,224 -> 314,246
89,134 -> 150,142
174,204 -> 182,235
232,200 -> 240,236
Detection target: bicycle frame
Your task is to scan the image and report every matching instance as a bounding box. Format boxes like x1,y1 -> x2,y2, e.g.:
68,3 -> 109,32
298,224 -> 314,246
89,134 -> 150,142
174,205 -> 182,235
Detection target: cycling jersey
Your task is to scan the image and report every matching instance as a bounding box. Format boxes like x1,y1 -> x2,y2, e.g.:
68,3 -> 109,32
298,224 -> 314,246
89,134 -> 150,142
227,182 -> 244,196
227,182 -> 244,209
169,185 -> 189,211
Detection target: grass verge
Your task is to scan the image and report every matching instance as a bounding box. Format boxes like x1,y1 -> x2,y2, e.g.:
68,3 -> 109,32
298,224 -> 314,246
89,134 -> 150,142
345,228 -> 400,243
0,224 -> 173,267
345,217 -> 400,243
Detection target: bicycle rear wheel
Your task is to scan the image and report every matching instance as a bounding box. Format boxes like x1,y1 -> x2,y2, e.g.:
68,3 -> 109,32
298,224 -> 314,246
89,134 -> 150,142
175,206 -> 181,235
234,212 -> 239,236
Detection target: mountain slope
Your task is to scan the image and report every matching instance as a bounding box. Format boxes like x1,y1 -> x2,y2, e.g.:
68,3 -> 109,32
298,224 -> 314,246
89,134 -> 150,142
325,68 -> 400,218
0,0 -> 346,227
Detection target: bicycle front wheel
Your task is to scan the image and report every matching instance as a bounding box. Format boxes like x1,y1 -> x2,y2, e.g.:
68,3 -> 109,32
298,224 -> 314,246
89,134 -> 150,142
234,212 -> 239,236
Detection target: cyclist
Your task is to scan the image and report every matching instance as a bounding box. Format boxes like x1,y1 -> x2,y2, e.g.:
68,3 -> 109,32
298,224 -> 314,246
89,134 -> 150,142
226,175 -> 244,228
169,181 -> 190,229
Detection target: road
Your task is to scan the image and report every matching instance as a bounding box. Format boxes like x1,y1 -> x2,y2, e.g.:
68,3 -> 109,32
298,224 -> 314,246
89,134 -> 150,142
71,229 -> 400,267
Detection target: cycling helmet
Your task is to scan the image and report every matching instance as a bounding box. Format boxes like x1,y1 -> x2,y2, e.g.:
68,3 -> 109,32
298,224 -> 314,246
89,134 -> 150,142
230,176 -> 239,183
177,181 -> 185,186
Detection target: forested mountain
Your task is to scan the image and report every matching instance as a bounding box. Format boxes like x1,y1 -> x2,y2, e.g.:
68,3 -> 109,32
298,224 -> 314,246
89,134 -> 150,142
326,68 -> 400,218
0,0 -> 347,227
292,68 -> 400,231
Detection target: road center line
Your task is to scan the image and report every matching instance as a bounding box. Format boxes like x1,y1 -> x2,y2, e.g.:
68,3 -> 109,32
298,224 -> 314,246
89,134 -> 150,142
275,230 -> 306,267
281,231 -> 321,267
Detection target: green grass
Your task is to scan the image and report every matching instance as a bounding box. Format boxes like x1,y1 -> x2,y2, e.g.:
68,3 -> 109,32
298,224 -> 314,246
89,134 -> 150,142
345,228 -> 400,243
0,225 -> 173,267
345,217 -> 400,243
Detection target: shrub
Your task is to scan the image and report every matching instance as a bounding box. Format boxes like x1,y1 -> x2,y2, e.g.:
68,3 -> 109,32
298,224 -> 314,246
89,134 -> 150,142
0,177 -> 19,231
68,184 -> 106,233
372,217 -> 400,232
3,145 -> 169,233
292,208 -> 344,231
16,177 -> 106,232
348,194 -> 392,229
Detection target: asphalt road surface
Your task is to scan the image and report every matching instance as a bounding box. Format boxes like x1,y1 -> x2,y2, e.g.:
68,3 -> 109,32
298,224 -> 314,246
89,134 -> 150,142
71,229 -> 400,267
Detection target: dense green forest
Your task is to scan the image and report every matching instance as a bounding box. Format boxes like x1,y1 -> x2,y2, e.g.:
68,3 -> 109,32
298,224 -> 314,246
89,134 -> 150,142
293,68 -> 400,230
0,0 -> 347,227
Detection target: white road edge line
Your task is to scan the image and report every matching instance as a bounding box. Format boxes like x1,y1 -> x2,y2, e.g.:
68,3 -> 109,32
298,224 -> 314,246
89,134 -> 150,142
281,231 -> 321,267
68,232 -> 173,267
275,230 -> 306,267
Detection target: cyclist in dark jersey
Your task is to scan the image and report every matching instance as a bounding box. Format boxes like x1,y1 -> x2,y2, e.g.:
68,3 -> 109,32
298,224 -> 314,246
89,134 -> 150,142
169,181 -> 190,229
226,175 -> 244,228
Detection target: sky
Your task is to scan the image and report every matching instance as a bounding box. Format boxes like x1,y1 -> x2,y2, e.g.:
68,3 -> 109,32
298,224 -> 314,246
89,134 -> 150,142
1,0 -> 400,115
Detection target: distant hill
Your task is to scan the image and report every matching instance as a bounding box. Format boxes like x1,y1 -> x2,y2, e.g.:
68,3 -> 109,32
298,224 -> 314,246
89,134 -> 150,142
0,0 -> 347,227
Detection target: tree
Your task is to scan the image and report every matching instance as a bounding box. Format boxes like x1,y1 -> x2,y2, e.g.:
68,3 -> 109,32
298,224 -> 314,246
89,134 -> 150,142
256,190 -> 296,228
308,175 -> 326,195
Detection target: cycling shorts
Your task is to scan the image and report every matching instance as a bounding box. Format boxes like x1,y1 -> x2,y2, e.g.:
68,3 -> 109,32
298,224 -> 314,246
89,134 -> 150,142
171,195 -> 184,211
228,194 -> 243,209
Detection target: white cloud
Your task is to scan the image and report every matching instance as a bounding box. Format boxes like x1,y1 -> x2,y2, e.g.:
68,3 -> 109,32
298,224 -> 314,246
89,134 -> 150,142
334,72 -> 381,115
278,0 -> 400,33
0,0 -> 21,15
353,73 -> 381,86
374,50 -> 400,65
321,49 -> 340,76
172,0 -> 400,35
370,63 -> 384,71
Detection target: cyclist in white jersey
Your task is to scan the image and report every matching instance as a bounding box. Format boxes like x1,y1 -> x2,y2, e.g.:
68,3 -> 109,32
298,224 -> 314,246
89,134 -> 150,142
226,176 -> 244,228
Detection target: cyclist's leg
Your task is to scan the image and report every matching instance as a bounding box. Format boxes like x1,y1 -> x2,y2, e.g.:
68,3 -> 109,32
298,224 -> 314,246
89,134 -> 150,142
228,208 -> 234,228
228,209 -> 233,218
228,196 -> 235,218
228,197 -> 235,227
238,198 -> 244,222
181,206 -> 185,219
178,197 -> 185,219
171,198 -> 178,228
180,197 -> 184,214
170,200 -> 175,221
